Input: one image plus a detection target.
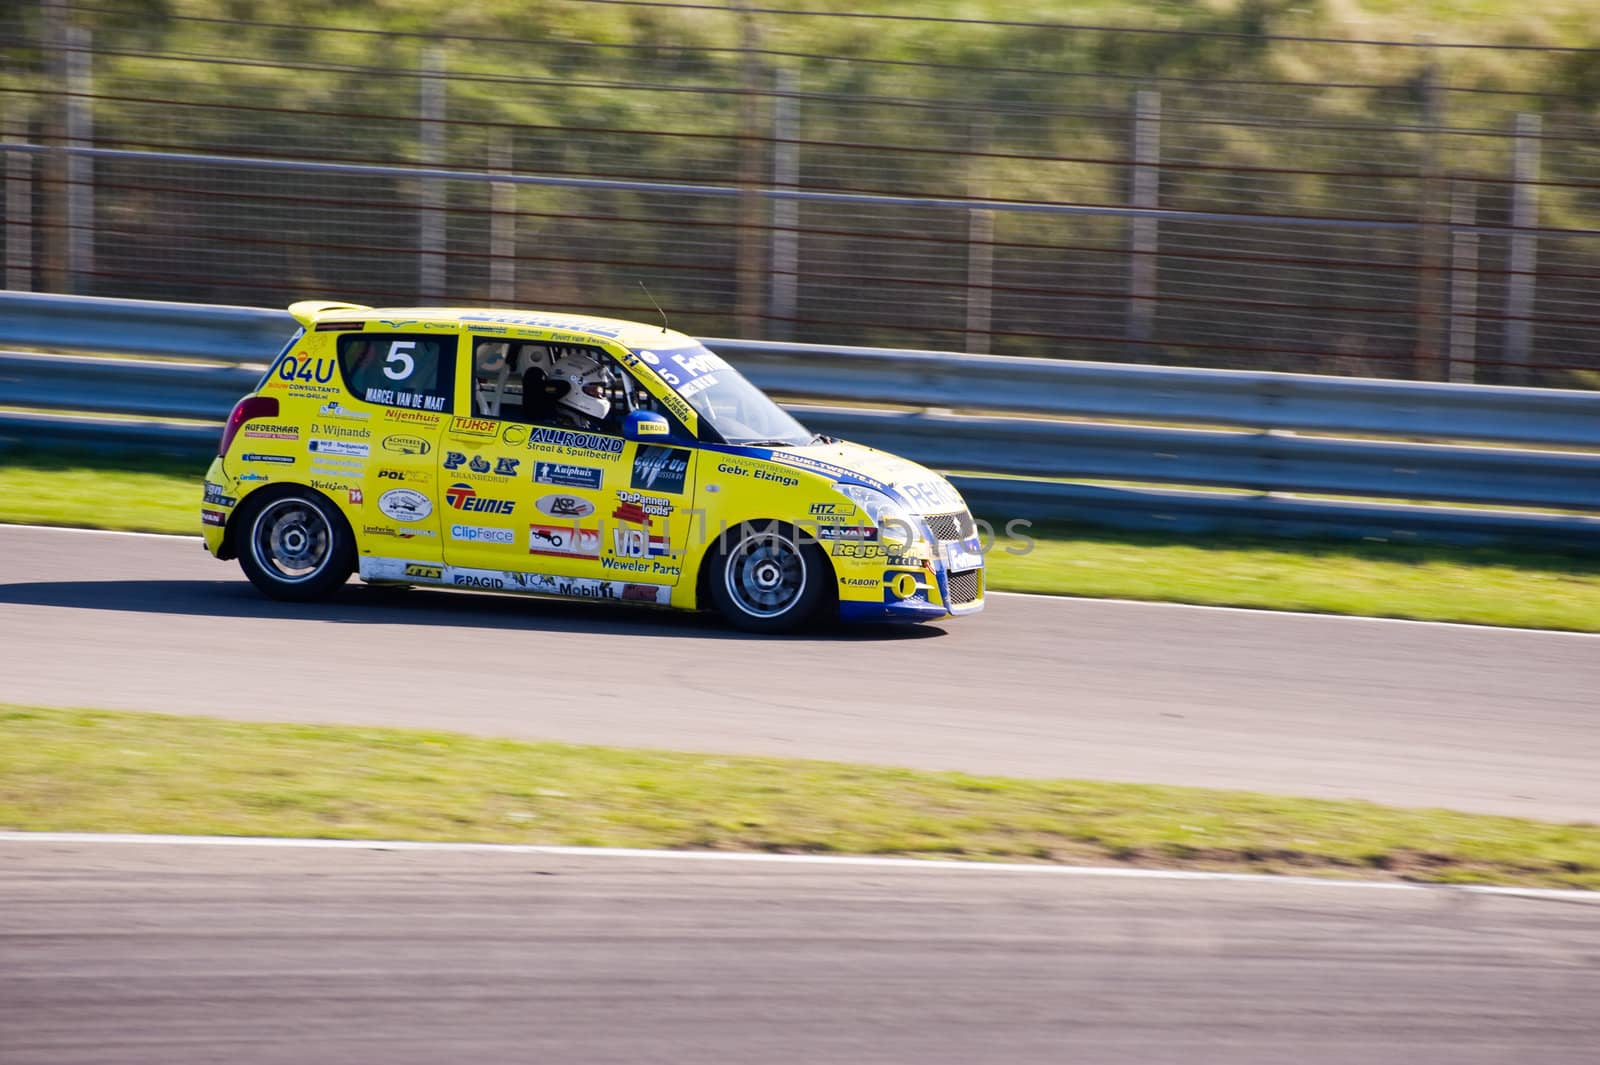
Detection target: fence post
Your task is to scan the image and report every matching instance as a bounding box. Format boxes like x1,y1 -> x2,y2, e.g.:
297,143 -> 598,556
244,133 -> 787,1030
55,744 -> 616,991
768,67 -> 799,340
1503,112 -> 1540,384
733,1 -> 767,339
417,45 -> 446,301
965,121 -> 993,355
1412,62 -> 1447,381
1126,89 -> 1160,351
1446,179 -> 1478,384
3,98 -> 32,291
489,135 -> 514,305
41,0 -> 67,293
65,25 -> 93,294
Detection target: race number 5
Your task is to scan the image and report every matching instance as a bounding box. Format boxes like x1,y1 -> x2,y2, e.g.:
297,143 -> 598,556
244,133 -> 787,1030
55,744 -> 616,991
384,340 -> 417,380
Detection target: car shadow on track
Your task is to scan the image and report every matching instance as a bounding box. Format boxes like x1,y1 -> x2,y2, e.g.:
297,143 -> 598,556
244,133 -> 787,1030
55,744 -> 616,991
0,578 -> 948,643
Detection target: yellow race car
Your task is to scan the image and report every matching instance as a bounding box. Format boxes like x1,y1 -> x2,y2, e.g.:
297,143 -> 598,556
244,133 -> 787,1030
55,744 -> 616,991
201,302 -> 984,632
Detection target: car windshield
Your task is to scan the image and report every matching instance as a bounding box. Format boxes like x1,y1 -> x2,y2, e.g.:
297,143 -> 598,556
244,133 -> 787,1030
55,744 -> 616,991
632,341 -> 811,446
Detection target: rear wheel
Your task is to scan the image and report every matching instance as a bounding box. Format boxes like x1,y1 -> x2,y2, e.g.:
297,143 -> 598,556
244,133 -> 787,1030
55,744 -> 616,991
236,488 -> 353,601
709,521 -> 829,634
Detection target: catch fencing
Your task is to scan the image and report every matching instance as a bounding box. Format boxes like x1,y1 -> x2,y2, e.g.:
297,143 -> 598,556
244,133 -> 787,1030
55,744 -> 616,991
2,290 -> 1598,550
2,3 -> 1599,387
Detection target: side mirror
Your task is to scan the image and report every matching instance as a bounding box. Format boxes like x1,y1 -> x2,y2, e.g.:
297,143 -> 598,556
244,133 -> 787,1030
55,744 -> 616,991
623,410 -> 672,442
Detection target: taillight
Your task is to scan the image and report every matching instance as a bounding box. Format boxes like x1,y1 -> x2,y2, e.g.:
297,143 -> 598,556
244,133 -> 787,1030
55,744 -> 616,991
218,395 -> 280,457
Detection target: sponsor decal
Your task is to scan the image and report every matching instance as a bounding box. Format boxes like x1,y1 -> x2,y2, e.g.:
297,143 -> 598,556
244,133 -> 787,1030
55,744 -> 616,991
450,523 -> 516,545
810,502 -> 856,517
319,401 -> 370,421
202,482 -> 236,507
310,421 -> 371,440
382,408 -> 442,425
615,490 -> 672,518
622,583 -> 668,603
841,577 -> 879,588
715,461 -> 799,488
812,524 -> 878,541
536,494 -> 595,519
633,416 -> 670,437
831,541 -> 886,559
897,477 -> 965,512
310,478 -> 354,494
459,311 -> 624,338
242,422 -> 300,440
309,439 -> 369,458
454,573 -> 506,589
276,354 -> 337,385
533,462 -> 603,490
450,416 -> 499,438
404,564 -> 443,579
348,488 -> 364,505
382,434 -> 431,456
443,452 -> 516,478
445,482 -> 515,515
502,424 -> 624,458
238,472 -> 268,482
631,446 -> 690,494
379,488 -> 432,523
200,508 -> 227,527
361,524 -> 437,540
363,386 -> 447,411
378,468 -> 428,483
945,538 -> 984,571
611,526 -> 670,559
529,523 -> 601,559
241,452 -> 295,464
632,345 -> 729,391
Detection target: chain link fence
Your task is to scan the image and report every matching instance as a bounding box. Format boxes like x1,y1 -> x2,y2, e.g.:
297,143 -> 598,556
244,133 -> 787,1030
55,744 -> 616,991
3,1 -> 1599,386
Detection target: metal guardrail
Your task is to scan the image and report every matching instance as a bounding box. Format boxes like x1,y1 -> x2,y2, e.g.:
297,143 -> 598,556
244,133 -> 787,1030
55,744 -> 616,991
2,292 -> 1598,549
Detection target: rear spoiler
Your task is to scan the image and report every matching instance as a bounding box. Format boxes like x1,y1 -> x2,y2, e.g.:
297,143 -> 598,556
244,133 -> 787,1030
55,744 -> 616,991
286,300 -> 372,329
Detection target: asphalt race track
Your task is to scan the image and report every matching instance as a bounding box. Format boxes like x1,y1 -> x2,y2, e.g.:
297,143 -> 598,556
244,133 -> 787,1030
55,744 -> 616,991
2,524 -> 1596,819
3,839 -> 1598,1065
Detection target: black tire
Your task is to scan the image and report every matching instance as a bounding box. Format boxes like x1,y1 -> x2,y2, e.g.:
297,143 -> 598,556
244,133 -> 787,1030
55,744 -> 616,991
708,520 -> 830,634
235,487 -> 354,602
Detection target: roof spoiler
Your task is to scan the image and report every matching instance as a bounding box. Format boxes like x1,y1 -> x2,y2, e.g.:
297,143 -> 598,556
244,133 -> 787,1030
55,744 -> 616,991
287,300 -> 372,328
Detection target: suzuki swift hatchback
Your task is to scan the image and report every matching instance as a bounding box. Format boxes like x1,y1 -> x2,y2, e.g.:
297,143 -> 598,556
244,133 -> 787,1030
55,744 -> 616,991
201,302 -> 985,632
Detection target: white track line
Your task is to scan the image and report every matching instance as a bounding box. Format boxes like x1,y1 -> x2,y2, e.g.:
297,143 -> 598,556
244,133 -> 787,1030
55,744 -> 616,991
1,522 -> 198,542
5,522 -> 1595,638
0,832 -> 1592,902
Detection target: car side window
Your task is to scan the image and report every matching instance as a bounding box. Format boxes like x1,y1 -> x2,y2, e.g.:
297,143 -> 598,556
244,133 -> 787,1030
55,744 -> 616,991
337,333 -> 454,413
469,337 -> 678,436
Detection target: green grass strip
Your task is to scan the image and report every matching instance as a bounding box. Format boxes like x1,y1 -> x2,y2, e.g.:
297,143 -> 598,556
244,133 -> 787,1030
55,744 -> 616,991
4,452 -> 1600,632
1,706 -> 1595,890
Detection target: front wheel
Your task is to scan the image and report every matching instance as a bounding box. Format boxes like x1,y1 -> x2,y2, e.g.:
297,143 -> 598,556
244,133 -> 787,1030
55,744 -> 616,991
236,488 -> 354,602
709,521 -> 829,634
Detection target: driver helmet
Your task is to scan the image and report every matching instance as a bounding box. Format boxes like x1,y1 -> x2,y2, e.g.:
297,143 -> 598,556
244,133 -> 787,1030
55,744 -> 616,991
549,355 -> 613,423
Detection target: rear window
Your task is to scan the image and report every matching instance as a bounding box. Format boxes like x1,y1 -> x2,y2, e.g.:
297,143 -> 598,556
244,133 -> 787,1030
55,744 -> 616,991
337,332 -> 455,413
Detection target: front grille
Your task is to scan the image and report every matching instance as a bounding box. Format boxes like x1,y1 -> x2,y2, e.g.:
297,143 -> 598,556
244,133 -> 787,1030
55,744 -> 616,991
948,568 -> 981,605
924,509 -> 976,541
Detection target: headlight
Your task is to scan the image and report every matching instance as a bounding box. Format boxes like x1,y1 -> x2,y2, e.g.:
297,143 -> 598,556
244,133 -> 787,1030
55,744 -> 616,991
835,483 -> 921,549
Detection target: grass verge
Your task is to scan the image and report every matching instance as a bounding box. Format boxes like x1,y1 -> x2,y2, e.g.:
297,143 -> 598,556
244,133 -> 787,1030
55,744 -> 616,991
1,705 -> 1596,890
3,450 -> 1599,631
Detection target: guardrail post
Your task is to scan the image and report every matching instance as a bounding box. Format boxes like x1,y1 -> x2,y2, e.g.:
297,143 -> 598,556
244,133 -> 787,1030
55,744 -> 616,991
1503,112 -> 1540,385
734,1 -> 767,339
65,25 -> 93,294
1412,62 -> 1446,381
3,100 -> 31,291
965,120 -> 994,355
768,67 -> 799,340
418,45 -> 447,301
489,134 -> 515,305
1126,90 -> 1160,352
1447,179 -> 1478,384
